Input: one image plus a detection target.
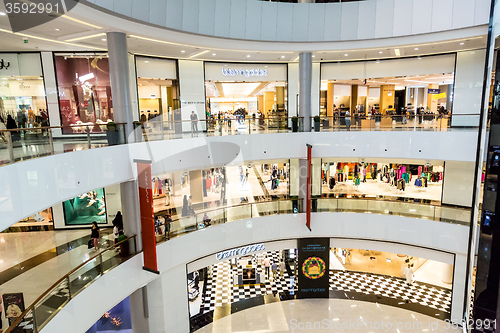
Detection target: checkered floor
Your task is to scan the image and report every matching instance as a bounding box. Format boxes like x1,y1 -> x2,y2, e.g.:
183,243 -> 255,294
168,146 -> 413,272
329,270 -> 452,313
202,251 -> 295,312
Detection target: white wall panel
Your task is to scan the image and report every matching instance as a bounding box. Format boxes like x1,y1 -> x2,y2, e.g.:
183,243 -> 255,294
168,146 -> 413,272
149,0 -> 167,27
452,0 -> 476,29
198,0 -> 216,36
276,3 -> 294,42
431,0 -> 453,32
136,56 -> 177,79
475,0 -> 492,26
166,0 -> 182,30
307,4 -> 326,41
112,0 -> 132,17
323,3 -> 342,41
357,0 -> 376,40
178,60 -> 206,132
393,0 -> 412,37
452,49 -> 487,126
288,63 -> 299,117
245,0 -> 261,40
131,0 -> 149,23
229,0 -> 246,39
412,0 -> 432,35
182,0 -> 199,33
340,2 -> 358,41
292,4 -> 309,41
94,0 -> 113,11
442,161 -> 476,207
41,52 -> 62,138
260,1 -> 278,41
374,0 -> 394,38
0,130 -> 479,230
214,0 -> 231,38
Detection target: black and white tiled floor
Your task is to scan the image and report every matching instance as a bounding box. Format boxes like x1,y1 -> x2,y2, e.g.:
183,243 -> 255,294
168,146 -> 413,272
199,253 -> 452,315
329,270 -> 452,313
202,251 -> 295,312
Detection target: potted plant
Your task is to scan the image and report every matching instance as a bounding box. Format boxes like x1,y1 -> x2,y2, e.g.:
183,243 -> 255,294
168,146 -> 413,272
116,234 -> 129,257
106,122 -> 120,146
291,116 -> 299,132
314,115 -> 321,131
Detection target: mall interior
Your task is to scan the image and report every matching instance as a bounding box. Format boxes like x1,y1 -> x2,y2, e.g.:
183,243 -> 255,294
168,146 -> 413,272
0,0 -> 500,332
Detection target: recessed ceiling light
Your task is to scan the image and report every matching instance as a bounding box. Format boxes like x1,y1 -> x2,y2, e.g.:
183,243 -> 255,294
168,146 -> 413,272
344,54 -> 348,56
379,51 -> 383,54
312,55 -> 315,58
101,38 -> 106,41
55,28 -> 60,31
460,42 -> 465,45
0,12 -> 6,16
414,47 -> 419,50
145,60 -> 149,63
246,55 -> 251,58
281,55 -> 285,58
212,53 -> 216,56
181,50 -> 185,53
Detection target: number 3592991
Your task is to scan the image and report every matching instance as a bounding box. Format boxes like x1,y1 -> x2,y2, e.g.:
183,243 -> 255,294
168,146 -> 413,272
5,2 -> 61,14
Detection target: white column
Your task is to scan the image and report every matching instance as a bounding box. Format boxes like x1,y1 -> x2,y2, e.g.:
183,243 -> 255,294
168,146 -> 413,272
40,52 -> 62,137
299,52 -> 313,131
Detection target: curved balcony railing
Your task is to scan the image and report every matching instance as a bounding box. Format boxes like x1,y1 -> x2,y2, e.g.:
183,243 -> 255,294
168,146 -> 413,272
5,235 -> 138,333
5,196 -> 470,332
0,114 -> 479,167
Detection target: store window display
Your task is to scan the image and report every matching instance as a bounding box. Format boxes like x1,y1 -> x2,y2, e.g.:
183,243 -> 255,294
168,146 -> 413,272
54,54 -> 113,134
63,188 -> 107,226
85,297 -> 132,333
0,53 -> 48,129
321,161 -> 444,202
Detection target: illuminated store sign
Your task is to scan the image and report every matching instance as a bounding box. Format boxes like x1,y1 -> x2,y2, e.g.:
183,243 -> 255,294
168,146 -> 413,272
222,68 -> 268,78
216,243 -> 265,260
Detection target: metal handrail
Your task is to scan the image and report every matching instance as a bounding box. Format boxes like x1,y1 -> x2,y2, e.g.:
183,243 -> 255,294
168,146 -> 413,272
5,234 -> 137,333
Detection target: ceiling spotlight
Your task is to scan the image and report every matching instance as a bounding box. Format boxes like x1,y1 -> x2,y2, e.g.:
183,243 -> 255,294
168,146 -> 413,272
246,55 -> 251,58
0,12 -> 6,16
101,38 -> 106,41
414,47 -> 419,50
312,55 -> 316,58
379,51 -> 383,54
460,42 -> 465,45
212,53 -> 216,56
281,55 -> 285,58
145,60 -> 149,63
344,54 -> 348,56
55,28 -> 60,31
181,50 -> 186,53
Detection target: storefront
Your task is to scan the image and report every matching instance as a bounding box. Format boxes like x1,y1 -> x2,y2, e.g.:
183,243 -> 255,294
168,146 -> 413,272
135,56 -> 179,125
320,54 -> 456,126
320,160 -> 444,202
54,53 -> 113,134
204,62 -> 288,131
0,53 -> 48,128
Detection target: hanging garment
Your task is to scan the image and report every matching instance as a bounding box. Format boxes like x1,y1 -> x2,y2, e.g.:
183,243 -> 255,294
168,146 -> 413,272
418,166 -> 422,177
329,177 -> 336,189
354,177 -> 360,186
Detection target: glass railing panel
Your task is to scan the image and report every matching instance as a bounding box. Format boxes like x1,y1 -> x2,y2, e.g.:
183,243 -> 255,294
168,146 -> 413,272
225,204 -> 252,222
253,201 -> 280,217
365,200 -> 398,216
337,198 -> 368,212
316,198 -> 338,212
278,200 -> 293,214
398,202 -> 436,220
34,279 -> 70,331
438,206 -> 471,225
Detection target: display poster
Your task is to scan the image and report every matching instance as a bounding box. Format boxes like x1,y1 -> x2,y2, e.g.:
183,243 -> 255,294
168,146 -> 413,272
136,161 -> 158,273
3,293 -> 26,326
85,297 -> 132,333
306,144 -> 312,230
297,238 -> 330,299
63,188 -> 107,226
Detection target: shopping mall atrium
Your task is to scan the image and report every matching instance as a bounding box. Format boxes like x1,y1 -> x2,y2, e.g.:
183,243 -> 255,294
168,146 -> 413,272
1,0 -> 500,332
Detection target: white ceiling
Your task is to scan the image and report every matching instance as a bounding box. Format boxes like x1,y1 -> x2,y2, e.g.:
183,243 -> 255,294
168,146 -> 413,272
0,2 -> 489,62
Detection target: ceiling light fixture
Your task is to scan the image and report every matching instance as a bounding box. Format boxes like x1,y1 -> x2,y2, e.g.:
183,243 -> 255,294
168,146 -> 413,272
55,28 -> 60,31
312,55 -> 315,58
181,50 -> 186,53
0,12 -> 6,16
101,38 -> 106,41
414,47 -> 419,50
281,55 -> 285,58
394,49 -> 400,56
246,55 -> 251,58
379,51 -> 383,54
344,54 -> 348,56
145,60 -> 149,63
212,53 -> 216,56
460,42 -> 465,45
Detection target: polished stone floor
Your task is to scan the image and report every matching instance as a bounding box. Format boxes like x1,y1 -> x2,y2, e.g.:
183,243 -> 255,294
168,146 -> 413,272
194,299 -> 461,333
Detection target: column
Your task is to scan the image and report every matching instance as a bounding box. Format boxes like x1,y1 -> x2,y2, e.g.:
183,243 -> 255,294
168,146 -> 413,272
189,170 -> 203,205
299,52 -> 312,131
107,32 -> 142,250
298,0 -> 315,3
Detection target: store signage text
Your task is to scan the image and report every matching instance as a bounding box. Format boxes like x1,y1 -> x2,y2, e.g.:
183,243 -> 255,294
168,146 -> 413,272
216,243 -> 265,260
0,59 -> 10,70
428,88 -> 441,94
222,68 -> 268,78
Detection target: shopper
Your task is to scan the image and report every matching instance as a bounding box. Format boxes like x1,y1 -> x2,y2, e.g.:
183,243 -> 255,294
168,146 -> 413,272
6,115 -> 19,142
404,264 -> 414,286
182,195 -> 188,217
91,221 -> 100,252
263,256 -> 271,278
345,110 -> 351,130
0,116 -> 7,143
271,262 -> 278,280
190,111 -> 198,136
203,213 -> 211,226
279,259 -> 286,278
188,195 -> 194,215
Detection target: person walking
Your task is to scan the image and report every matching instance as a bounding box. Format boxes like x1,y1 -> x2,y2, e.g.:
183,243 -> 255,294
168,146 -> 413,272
345,110 -> 351,130
271,262 -> 278,280
263,256 -> 271,278
91,222 -> 100,252
190,111 -> 198,136
404,264 -> 414,286
279,259 -> 286,278
188,195 -> 194,215
182,195 -> 188,217
112,211 -> 124,247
